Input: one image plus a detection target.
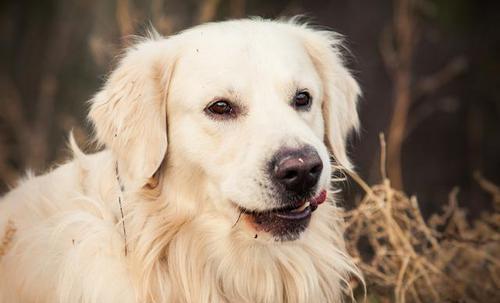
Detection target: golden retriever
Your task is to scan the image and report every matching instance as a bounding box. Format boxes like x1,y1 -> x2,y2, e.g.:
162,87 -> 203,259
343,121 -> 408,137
0,18 -> 362,303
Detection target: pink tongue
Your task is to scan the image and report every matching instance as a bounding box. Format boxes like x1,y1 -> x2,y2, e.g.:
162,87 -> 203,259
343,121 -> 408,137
311,190 -> 327,207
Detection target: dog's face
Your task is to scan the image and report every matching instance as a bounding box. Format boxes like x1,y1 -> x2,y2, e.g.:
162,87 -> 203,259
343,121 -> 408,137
90,20 -> 360,242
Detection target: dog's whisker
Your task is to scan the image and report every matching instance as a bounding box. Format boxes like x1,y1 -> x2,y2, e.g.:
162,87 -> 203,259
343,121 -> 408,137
232,209 -> 244,228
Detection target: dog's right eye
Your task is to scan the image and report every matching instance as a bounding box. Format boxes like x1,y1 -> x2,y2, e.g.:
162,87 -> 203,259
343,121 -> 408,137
205,100 -> 235,118
292,91 -> 312,110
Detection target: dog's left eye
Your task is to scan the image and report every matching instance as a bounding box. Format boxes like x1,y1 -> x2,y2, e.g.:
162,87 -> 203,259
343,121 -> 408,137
293,91 -> 312,110
205,99 -> 235,118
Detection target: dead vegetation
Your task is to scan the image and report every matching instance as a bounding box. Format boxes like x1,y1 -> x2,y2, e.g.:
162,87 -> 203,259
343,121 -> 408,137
344,134 -> 500,303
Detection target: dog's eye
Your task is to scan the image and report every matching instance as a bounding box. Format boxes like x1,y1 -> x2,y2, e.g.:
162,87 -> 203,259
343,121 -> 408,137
293,91 -> 312,110
206,100 -> 234,117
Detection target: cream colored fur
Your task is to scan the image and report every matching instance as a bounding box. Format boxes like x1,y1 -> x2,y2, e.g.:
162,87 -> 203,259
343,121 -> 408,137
0,18 -> 362,303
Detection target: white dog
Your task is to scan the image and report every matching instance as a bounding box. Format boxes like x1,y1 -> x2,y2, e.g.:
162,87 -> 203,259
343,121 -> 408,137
0,18 -> 362,303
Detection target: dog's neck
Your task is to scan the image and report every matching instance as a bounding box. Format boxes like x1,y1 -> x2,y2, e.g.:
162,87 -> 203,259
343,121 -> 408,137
118,165 -> 357,303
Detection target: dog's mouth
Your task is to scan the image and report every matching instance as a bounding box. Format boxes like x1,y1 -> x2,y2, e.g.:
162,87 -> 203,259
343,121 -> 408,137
238,190 -> 327,241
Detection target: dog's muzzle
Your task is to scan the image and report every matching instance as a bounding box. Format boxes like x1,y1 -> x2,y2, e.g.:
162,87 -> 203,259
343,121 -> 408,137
239,146 -> 327,241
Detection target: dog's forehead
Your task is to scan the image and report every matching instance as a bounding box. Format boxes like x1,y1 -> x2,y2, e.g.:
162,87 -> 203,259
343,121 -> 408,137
171,22 -> 319,94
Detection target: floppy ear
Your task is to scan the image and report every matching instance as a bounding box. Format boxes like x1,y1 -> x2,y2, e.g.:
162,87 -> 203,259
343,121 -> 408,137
292,24 -> 361,170
89,38 -> 174,183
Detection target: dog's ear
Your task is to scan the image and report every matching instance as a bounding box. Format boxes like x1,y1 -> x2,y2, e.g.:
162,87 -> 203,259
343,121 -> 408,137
89,38 -> 174,183
292,24 -> 360,170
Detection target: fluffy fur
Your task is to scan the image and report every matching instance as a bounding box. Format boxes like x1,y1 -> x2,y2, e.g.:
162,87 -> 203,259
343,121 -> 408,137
0,18 -> 362,303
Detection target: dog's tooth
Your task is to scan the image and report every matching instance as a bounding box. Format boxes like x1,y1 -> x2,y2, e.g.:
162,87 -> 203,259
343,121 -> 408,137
301,202 -> 310,211
291,201 -> 309,213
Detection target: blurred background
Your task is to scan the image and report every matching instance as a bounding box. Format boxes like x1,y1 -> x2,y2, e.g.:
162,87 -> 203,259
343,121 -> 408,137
0,0 -> 499,216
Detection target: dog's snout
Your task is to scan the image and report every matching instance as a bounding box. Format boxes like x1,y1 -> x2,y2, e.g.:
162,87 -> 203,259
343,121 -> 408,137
272,147 -> 323,195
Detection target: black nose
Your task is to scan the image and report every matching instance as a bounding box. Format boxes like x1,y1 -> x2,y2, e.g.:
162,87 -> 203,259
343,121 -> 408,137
272,147 -> 323,195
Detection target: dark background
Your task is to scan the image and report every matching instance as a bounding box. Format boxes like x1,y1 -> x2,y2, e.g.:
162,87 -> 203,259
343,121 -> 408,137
1,0 -> 499,218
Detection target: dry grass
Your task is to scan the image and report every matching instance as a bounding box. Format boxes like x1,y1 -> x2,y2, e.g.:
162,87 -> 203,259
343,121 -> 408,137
344,134 -> 500,303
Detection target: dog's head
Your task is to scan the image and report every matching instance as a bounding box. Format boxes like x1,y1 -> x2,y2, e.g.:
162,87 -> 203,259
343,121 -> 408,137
89,19 -> 359,242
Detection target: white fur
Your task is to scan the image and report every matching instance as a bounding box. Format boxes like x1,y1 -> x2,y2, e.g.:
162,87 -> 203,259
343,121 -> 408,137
0,18 -> 362,303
